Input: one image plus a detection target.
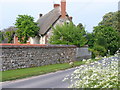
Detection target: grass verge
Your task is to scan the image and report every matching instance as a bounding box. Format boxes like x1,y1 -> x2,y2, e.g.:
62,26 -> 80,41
1,58 -> 100,82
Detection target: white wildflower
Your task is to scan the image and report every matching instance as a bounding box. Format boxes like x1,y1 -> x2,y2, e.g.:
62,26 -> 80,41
95,57 -> 99,59
63,55 -> 119,88
69,62 -> 74,66
82,59 -> 86,62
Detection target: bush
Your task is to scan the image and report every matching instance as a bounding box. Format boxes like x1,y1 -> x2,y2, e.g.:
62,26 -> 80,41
90,45 -> 107,58
93,25 -> 120,55
49,22 -> 87,47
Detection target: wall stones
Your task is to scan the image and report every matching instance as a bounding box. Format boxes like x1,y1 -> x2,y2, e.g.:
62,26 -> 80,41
0,44 -> 91,71
76,46 -> 92,60
1,45 -> 77,71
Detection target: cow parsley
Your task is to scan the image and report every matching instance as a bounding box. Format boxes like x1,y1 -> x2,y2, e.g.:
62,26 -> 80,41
63,54 -> 119,88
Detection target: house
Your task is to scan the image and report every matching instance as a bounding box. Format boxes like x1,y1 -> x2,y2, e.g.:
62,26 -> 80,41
14,0 -> 72,44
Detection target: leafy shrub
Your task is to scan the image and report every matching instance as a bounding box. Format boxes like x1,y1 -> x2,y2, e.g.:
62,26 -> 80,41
93,25 -> 120,55
90,44 -> 107,58
49,22 -> 87,47
0,31 -> 4,43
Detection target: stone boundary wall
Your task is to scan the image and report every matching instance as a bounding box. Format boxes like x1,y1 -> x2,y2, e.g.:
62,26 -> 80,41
0,44 -> 77,71
76,47 -> 91,60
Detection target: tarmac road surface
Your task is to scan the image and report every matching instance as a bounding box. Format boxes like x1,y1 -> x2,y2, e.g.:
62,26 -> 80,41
2,68 -> 76,88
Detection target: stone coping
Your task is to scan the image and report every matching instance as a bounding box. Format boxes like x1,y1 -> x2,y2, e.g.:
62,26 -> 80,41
0,44 -> 77,48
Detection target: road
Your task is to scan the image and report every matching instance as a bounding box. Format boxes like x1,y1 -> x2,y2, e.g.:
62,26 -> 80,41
2,68 -> 76,88
1,56 -> 119,89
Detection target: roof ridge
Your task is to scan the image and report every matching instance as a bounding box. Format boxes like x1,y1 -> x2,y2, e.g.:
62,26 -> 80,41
37,7 -> 61,35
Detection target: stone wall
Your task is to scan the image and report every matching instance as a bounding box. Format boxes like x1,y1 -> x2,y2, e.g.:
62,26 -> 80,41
76,46 -> 92,60
0,44 -> 76,71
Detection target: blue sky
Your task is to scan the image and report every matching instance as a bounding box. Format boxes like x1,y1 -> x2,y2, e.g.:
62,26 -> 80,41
0,0 -> 119,32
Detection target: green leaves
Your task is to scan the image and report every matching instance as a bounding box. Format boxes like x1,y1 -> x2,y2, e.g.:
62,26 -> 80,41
1,26 -> 16,43
94,25 -> 120,55
49,22 -> 87,47
88,11 -> 120,57
99,11 -> 120,32
0,31 -> 4,43
5,30 -> 15,43
15,15 -> 40,43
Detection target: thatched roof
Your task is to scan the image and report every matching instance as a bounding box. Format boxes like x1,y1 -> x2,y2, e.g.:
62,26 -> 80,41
37,7 -> 61,35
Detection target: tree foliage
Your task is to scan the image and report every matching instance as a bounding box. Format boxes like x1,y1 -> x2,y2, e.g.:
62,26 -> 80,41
3,26 -> 16,43
87,11 -> 120,57
5,31 -> 15,43
0,26 -> 16,43
92,25 -> 120,55
90,44 -> 107,57
99,11 -> 120,32
49,22 -> 87,47
77,23 -> 84,30
86,33 -> 95,48
0,31 -> 4,43
15,15 -> 40,43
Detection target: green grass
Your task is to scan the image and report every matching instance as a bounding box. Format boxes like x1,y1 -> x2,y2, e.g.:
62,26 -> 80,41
1,58 -> 101,82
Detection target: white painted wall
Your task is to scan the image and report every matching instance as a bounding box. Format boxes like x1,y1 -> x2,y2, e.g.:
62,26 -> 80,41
40,36 -> 46,44
30,36 -> 40,44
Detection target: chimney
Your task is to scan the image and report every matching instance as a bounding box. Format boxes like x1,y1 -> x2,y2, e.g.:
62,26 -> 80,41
69,16 -> 73,20
54,4 -> 60,8
39,14 -> 43,18
61,0 -> 66,18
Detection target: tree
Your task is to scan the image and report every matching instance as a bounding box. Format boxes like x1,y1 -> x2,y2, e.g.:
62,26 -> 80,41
86,11 -> 120,57
15,15 -> 40,43
77,23 -> 84,30
118,11 -> 120,32
3,26 -> 16,43
86,33 -> 95,48
88,11 -> 120,57
99,11 -> 120,32
49,22 -> 87,47
0,31 -> 4,43
93,25 -> 120,55
5,31 -> 15,43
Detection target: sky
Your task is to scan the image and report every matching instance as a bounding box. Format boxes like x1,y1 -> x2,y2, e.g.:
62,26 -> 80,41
0,0 -> 119,32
